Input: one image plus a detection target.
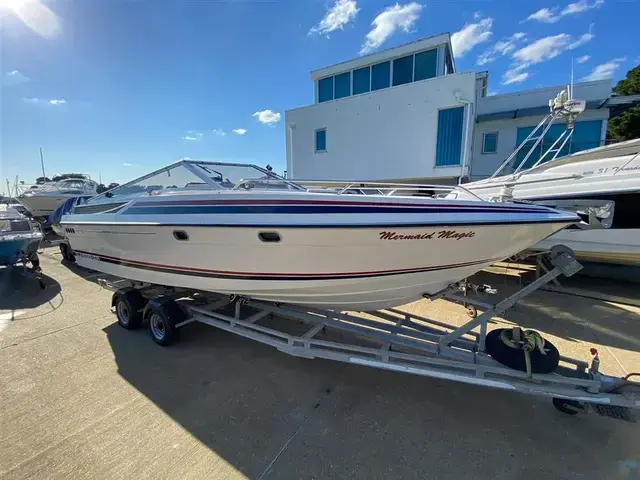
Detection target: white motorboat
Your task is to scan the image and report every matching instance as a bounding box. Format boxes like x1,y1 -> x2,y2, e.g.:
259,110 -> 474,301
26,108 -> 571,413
464,91 -> 640,266
60,161 -> 577,310
17,173 -> 99,220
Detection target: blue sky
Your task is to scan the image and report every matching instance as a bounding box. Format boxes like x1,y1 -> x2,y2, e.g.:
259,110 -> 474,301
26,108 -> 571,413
1,0 -> 638,193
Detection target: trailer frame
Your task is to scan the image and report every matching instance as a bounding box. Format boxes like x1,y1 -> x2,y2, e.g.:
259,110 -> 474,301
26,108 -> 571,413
98,248 -> 640,421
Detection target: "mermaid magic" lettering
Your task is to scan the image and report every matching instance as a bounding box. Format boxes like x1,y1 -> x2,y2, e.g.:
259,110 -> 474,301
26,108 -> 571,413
379,230 -> 476,241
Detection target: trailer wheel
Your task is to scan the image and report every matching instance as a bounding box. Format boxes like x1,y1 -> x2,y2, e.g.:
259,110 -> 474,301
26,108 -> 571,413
60,243 -> 76,262
552,397 -> 585,416
144,298 -> 184,346
112,289 -> 145,330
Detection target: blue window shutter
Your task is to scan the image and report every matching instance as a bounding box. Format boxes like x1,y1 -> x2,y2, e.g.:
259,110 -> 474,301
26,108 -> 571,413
435,107 -> 464,166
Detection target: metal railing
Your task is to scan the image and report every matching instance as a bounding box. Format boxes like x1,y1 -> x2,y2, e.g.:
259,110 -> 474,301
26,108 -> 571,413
233,178 -> 483,200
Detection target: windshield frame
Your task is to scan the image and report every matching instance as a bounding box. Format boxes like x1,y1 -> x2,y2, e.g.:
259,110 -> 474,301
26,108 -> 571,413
87,160 -> 302,204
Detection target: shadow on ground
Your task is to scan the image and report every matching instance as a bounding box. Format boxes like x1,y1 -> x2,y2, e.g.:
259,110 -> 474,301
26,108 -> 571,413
467,270 -> 640,354
103,315 -> 638,479
0,266 -> 61,311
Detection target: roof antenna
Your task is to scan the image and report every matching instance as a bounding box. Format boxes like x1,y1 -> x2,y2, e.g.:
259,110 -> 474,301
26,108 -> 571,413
569,57 -> 574,100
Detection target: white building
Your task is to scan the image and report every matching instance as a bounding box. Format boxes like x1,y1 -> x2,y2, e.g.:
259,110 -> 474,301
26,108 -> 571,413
285,33 -> 613,184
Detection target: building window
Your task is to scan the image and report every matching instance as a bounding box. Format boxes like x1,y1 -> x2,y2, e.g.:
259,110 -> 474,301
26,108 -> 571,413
371,61 -> 390,91
435,106 -> 465,167
445,49 -> 454,75
392,55 -> 413,86
334,72 -> 351,99
414,49 -> 437,81
315,129 -> 327,152
514,120 -> 603,170
353,66 -> 370,95
318,77 -> 333,103
482,132 -> 498,154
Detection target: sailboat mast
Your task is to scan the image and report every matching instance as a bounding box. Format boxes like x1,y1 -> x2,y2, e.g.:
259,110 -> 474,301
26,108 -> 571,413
39,147 -> 46,178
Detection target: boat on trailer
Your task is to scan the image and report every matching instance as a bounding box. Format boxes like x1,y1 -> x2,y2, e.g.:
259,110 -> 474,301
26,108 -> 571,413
60,161 -> 577,310
99,246 -> 640,422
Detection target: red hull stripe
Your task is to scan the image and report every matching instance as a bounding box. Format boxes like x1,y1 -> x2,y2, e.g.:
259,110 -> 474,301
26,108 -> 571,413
75,249 -> 504,280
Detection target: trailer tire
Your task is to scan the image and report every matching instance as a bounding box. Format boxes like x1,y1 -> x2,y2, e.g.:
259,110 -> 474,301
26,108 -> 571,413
485,328 -> 560,374
112,289 -> 145,330
144,298 -> 184,346
60,243 -> 76,262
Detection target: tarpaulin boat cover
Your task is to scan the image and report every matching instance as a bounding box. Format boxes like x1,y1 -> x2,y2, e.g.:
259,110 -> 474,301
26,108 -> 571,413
45,196 -> 91,228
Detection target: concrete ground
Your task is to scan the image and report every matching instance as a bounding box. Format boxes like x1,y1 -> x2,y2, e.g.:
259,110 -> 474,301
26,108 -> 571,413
1,247 -> 640,479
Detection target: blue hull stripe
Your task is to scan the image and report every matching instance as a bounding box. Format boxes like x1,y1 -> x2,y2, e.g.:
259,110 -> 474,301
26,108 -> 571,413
124,205 -> 557,216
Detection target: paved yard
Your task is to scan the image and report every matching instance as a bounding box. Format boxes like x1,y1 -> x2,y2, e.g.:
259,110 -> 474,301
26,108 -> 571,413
1,247 -> 639,479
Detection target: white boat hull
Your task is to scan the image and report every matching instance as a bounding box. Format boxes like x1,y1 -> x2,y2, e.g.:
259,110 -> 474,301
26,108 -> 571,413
17,195 -> 71,219
533,228 -> 640,266
65,221 -> 569,310
464,147 -> 640,266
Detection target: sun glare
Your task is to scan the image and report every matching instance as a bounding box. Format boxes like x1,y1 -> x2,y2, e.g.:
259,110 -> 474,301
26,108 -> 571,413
0,0 -> 61,38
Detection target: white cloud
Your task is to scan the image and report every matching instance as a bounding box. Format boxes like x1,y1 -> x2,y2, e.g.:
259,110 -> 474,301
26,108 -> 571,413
451,16 -> 493,58
23,97 -> 67,105
576,55 -> 591,64
502,31 -> 595,86
123,162 -> 134,167
561,0 -> 604,15
212,129 -> 226,136
182,132 -> 203,141
477,32 -> 526,66
253,109 -> 281,125
232,128 -> 247,135
360,2 -> 423,55
567,33 -> 594,50
513,34 -> 571,65
309,0 -> 359,36
526,0 -> 603,23
526,8 -> 561,23
582,57 -> 626,81
3,70 -> 30,86
502,67 -> 530,85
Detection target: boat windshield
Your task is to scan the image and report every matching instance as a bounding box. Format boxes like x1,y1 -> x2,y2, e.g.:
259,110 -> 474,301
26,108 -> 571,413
192,163 -> 298,191
89,161 -> 297,204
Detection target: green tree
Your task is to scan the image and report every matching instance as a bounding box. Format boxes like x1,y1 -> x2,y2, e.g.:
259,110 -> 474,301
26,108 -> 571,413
606,64 -> 640,141
607,107 -> 640,142
614,65 -> 640,96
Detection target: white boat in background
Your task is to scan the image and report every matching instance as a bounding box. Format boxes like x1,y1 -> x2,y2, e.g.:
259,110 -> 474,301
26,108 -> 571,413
17,174 -> 99,220
464,90 -> 640,267
60,161 -> 577,310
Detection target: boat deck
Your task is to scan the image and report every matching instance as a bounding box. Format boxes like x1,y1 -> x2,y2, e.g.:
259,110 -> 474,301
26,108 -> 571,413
2,247 -> 640,479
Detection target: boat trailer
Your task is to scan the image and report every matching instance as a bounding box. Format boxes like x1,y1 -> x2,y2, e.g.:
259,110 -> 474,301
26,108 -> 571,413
99,247 -> 640,422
